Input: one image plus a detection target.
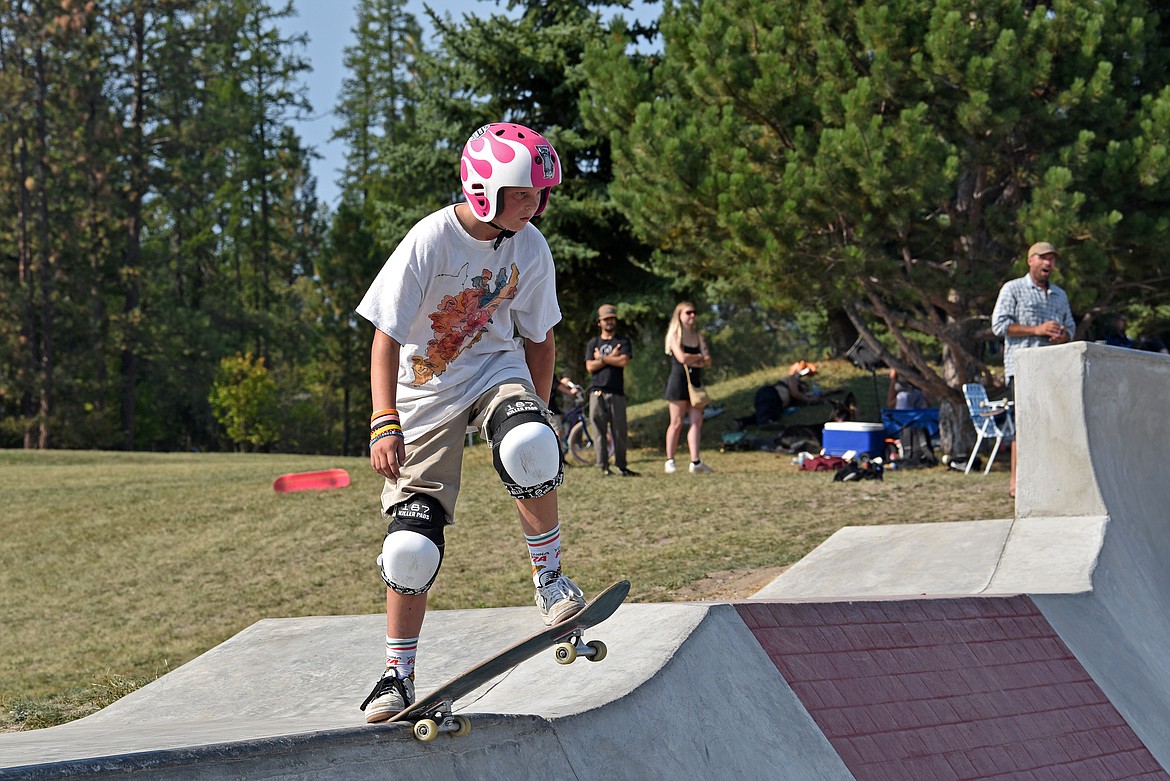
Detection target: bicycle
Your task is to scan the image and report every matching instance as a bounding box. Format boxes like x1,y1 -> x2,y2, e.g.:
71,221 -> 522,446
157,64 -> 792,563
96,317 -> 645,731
556,386 -> 613,466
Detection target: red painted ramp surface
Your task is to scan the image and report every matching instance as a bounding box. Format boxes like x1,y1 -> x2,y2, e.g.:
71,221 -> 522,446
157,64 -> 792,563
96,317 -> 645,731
738,598 -> 1168,781
272,468 -> 350,493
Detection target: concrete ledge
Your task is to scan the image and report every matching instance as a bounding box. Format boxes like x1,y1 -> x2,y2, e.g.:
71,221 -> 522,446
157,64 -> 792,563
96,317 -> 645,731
987,515 -> 1106,594
754,516 -> 1106,600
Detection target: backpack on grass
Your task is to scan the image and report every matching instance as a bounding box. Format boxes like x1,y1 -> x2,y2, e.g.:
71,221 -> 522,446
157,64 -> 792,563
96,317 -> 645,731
900,426 -> 938,469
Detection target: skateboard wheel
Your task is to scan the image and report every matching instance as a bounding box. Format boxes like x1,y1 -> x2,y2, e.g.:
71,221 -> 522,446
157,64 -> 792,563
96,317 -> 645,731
585,640 -> 608,662
414,719 -> 439,742
554,641 -> 577,664
452,715 -> 472,737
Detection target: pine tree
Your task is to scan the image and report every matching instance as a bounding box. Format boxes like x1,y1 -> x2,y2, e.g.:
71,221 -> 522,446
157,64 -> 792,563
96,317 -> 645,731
585,0 -> 1170,413
0,1 -> 116,448
371,0 -> 663,381
321,0 -> 425,453
0,0 -> 327,452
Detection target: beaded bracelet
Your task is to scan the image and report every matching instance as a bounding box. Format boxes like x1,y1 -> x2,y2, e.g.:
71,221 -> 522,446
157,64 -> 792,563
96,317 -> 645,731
370,422 -> 403,440
370,430 -> 404,447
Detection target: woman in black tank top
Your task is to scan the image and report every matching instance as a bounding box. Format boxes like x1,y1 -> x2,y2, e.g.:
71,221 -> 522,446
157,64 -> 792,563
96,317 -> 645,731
662,301 -> 714,474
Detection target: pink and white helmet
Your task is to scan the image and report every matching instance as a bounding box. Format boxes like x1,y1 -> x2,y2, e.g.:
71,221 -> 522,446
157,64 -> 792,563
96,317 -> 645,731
461,122 -> 561,223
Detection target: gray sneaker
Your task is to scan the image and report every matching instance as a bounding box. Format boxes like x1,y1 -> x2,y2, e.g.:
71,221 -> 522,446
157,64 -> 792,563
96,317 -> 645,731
534,570 -> 586,626
360,672 -> 415,724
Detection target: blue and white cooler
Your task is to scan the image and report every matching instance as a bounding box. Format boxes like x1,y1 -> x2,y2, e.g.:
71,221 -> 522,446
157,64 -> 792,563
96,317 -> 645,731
822,422 -> 886,457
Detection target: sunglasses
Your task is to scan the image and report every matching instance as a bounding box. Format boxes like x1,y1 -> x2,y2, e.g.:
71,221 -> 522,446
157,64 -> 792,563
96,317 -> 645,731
683,310 -> 696,316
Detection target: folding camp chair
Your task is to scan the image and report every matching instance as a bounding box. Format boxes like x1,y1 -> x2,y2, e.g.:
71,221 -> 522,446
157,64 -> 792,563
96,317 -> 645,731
962,383 -> 1015,475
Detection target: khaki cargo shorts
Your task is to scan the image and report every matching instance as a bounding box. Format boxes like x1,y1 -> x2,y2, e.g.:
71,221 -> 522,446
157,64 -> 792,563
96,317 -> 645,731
379,380 -> 548,522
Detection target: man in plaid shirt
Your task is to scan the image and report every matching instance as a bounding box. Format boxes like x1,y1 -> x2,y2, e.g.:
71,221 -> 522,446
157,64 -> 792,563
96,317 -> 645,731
991,241 -> 1076,497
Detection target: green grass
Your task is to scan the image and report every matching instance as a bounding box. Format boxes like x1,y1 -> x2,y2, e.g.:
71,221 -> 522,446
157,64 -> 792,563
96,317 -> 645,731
0,359 -> 1013,730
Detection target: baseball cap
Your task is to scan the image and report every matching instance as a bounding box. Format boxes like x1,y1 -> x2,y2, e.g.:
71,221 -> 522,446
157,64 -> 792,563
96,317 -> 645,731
1027,242 -> 1058,257
597,304 -> 617,319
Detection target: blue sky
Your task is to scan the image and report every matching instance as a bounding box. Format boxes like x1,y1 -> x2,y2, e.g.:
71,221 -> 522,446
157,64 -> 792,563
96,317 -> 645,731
281,1 -> 497,207
281,1 -> 658,208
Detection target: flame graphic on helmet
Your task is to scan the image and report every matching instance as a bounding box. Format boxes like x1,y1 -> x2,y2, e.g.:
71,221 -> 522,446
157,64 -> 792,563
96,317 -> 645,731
460,123 -> 561,223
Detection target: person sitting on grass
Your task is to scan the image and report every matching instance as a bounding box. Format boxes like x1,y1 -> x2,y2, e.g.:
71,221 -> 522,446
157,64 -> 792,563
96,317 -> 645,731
742,361 -> 844,427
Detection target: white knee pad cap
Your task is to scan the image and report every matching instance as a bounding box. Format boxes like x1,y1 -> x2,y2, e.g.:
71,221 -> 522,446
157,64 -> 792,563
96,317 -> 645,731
378,530 -> 442,594
498,420 -> 561,487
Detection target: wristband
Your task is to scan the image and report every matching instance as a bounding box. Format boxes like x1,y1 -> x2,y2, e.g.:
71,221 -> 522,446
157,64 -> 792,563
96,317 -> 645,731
370,430 -> 405,447
370,413 -> 401,431
370,423 -> 403,440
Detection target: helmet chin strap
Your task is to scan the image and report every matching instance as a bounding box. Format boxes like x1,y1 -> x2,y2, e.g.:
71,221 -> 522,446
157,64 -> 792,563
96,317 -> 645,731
488,221 -> 516,250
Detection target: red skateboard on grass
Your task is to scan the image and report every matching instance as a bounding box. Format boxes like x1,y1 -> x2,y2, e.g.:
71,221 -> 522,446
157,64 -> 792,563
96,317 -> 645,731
388,579 -> 630,741
272,468 -> 350,493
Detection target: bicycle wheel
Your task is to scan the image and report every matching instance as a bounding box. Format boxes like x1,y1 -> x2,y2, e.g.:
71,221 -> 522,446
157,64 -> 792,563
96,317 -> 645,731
568,421 -> 613,466
567,420 -> 595,465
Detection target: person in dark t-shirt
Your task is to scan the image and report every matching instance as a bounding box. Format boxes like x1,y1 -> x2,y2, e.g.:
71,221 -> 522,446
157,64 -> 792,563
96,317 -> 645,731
584,304 -> 638,476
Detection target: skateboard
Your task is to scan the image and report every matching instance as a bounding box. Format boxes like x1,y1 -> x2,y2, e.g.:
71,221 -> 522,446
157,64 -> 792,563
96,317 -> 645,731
389,579 -> 630,741
272,468 -> 350,493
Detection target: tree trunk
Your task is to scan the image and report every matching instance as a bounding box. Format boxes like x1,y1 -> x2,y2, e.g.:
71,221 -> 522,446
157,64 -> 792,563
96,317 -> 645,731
938,394 -> 974,461
120,9 -> 147,450
33,38 -> 54,449
826,307 -> 857,357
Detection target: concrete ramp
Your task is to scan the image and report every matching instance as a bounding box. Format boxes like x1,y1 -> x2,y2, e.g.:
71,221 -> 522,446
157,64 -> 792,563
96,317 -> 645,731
1020,344 -> 1170,771
0,604 -> 851,780
756,342 -> 1170,774
5,595 -> 1163,780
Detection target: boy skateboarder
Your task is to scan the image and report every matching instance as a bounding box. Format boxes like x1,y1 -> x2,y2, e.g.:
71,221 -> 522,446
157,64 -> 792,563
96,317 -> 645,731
356,123 -> 587,722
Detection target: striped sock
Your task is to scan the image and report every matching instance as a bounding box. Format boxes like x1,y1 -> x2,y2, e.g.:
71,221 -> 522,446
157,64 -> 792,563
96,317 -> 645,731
385,635 -> 418,680
525,525 -> 562,581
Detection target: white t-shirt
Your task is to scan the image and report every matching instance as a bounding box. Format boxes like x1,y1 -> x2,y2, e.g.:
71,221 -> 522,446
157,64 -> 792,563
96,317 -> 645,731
356,206 -> 561,442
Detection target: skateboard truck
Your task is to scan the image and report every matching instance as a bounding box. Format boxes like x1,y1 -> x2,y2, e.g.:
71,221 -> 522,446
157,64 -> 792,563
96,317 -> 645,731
552,628 -> 608,665
411,700 -> 471,742
412,634 -> 608,741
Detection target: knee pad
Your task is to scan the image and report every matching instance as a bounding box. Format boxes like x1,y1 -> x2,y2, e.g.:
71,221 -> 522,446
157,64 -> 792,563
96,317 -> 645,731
488,398 -> 564,499
378,495 -> 446,595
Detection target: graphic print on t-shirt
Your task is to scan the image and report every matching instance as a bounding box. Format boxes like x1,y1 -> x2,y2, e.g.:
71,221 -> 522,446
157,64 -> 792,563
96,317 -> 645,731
409,262 -> 519,384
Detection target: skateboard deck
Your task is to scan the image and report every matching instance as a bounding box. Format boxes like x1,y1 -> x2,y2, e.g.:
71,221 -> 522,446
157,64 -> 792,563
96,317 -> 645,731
272,468 -> 350,493
389,579 -> 630,740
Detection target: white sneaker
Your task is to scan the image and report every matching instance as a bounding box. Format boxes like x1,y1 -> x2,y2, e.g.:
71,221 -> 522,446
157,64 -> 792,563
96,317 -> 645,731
689,461 -> 714,473
360,671 -> 415,723
664,458 -> 677,474
534,570 -> 586,626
